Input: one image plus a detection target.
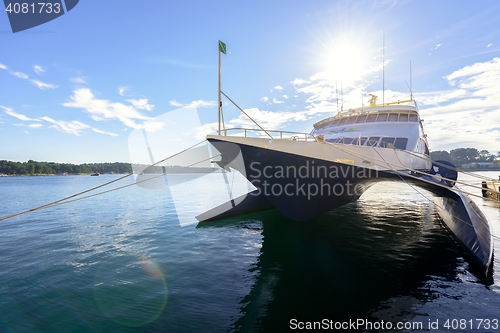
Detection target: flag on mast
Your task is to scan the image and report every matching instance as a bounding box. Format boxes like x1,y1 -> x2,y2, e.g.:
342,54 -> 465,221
218,40 -> 226,54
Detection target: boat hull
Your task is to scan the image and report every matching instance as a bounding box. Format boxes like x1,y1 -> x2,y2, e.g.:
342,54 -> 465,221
208,136 -> 392,220
203,135 -> 493,276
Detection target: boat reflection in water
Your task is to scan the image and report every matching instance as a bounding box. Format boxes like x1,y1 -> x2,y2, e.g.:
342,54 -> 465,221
199,183 -> 469,331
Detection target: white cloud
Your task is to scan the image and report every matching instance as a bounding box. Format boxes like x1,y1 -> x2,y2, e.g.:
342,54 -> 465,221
63,88 -> 163,130
40,116 -> 91,136
1,106 -> 40,121
274,85 -> 283,91
12,71 -> 28,79
92,128 -> 119,137
431,43 -> 442,50
291,78 -> 308,85
169,100 -> 217,108
126,98 -> 155,111
260,96 -> 269,102
70,77 -> 87,84
418,57 -> 500,151
31,79 -> 58,90
273,98 -> 284,104
28,123 -> 43,128
226,107 -> 308,131
282,94 -> 289,99
487,43 -> 492,48
33,65 -> 45,75
259,56 -> 499,153
1,64 -> 57,89
118,86 -> 129,96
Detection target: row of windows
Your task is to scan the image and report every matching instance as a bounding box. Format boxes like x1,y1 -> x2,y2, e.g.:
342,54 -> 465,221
316,112 -> 419,130
326,136 -> 409,150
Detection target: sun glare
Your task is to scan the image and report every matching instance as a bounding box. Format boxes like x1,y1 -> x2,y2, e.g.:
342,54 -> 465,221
323,41 -> 371,86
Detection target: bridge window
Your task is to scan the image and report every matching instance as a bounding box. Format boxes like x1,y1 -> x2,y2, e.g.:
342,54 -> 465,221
377,113 -> 389,122
356,115 -> 367,123
388,113 -> 399,121
366,136 -> 380,146
366,114 -> 378,122
399,114 -> 409,122
346,116 -> 357,124
339,117 -> 348,125
380,137 -> 395,148
394,138 -> 408,150
409,114 -> 418,122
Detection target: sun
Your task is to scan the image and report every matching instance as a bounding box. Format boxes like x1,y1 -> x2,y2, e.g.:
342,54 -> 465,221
322,39 -> 371,86
317,33 -> 381,87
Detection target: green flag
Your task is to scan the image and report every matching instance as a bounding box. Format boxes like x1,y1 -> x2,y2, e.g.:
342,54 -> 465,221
218,40 -> 226,55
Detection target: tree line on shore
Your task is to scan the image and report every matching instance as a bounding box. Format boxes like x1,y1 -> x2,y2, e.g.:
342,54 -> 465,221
1,147 -> 498,175
430,148 -> 499,167
0,160 -> 132,175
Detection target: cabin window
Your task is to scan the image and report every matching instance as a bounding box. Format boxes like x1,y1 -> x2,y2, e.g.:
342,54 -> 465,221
346,116 -> 357,124
343,138 -> 355,144
359,137 -> 367,145
339,117 -> 348,125
332,119 -> 340,126
366,137 -> 380,146
366,114 -> 378,123
409,114 -> 418,122
356,115 -> 367,123
377,113 -> 389,122
424,142 -> 429,155
380,137 -> 395,148
394,138 -> 408,150
399,113 -> 409,122
388,113 -> 399,121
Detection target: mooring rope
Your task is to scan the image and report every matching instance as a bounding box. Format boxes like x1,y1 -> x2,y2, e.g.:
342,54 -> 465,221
323,141 -> 500,202
328,141 -> 500,244
0,140 -> 210,221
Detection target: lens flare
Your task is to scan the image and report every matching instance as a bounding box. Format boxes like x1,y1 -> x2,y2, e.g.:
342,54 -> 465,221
93,254 -> 167,327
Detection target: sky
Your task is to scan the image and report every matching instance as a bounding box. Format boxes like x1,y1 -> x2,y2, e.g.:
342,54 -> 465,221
1,0 -> 499,163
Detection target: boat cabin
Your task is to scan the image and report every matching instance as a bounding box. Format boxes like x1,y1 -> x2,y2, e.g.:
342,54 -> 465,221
311,102 -> 429,155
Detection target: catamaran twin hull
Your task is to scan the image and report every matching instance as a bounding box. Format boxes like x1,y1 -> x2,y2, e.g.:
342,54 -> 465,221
200,135 -> 493,276
205,135 -> 430,220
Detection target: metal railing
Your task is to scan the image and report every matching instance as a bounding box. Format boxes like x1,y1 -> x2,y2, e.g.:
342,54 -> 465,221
222,127 -> 316,141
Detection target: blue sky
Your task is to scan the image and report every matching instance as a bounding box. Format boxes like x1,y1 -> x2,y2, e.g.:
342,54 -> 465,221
1,0 -> 499,163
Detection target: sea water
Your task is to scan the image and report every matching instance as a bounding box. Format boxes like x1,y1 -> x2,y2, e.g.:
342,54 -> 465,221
0,172 -> 499,332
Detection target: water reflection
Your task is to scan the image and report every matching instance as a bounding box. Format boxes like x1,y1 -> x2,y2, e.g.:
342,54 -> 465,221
217,186 -> 469,332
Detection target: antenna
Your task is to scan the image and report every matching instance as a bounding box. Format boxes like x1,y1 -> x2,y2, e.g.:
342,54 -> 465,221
340,80 -> 344,111
336,82 -> 339,113
410,60 -> 413,100
382,30 -> 385,106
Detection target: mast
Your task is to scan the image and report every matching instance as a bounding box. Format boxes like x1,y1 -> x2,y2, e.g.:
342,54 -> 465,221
218,40 -> 227,136
382,30 -> 385,106
218,43 -> 221,135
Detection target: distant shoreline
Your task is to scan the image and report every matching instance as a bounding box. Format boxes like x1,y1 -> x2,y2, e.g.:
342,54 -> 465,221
0,173 -> 129,177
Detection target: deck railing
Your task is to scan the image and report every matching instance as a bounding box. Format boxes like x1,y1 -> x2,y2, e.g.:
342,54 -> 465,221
222,127 -> 316,141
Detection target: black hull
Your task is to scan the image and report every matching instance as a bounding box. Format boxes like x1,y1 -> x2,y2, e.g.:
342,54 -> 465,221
205,138 -> 493,275
210,138 -> 381,221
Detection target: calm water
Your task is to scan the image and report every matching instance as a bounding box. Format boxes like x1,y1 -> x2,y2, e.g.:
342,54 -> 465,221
0,172 -> 499,332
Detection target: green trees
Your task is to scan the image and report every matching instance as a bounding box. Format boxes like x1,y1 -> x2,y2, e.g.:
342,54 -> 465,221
0,160 -> 132,175
431,148 -> 499,166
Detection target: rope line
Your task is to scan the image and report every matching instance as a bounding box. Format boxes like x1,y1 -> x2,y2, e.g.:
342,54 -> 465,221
0,140 -> 209,221
323,142 -> 500,203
